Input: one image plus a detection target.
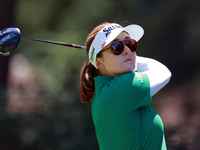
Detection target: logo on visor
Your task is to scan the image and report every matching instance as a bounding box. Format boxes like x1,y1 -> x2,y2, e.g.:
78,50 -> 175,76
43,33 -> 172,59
90,46 -> 95,62
101,41 -> 106,47
103,24 -> 123,37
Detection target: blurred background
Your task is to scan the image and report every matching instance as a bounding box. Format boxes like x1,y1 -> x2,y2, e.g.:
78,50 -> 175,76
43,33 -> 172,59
0,0 -> 200,149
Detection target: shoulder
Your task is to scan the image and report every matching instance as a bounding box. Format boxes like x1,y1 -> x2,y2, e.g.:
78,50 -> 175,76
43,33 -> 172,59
112,72 -> 151,111
109,72 -> 150,99
113,72 -> 149,87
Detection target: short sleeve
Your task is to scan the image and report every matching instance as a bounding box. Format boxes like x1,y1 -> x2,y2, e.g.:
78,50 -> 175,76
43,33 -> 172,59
111,72 -> 151,112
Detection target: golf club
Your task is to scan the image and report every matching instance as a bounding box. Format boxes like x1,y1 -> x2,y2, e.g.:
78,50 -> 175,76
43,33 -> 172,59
0,27 -> 86,56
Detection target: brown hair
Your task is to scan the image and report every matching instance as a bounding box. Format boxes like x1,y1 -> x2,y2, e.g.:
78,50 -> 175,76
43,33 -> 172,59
80,22 -> 110,103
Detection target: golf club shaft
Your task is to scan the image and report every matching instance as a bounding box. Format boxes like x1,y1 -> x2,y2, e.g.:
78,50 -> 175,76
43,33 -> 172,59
21,37 -> 86,50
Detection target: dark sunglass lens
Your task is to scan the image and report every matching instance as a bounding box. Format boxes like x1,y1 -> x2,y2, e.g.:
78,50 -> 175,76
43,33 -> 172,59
111,42 -> 124,55
125,40 -> 137,52
125,40 -> 131,49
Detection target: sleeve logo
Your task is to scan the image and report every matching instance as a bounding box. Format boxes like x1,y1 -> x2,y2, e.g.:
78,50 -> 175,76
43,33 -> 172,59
136,73 -> 143,84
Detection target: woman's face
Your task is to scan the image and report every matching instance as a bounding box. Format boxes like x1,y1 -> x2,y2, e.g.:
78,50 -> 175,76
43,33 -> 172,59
96,32 -> 137,77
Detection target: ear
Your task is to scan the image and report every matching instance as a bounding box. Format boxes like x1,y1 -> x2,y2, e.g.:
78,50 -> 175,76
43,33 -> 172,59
96,58 -> 105,69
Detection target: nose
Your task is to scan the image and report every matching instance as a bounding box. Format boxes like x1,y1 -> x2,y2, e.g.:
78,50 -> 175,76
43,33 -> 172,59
123,45 -> 132,56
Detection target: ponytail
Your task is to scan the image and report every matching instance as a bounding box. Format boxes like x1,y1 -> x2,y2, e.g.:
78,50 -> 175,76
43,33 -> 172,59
80,22 -> 110,103
80,62 -> 99,103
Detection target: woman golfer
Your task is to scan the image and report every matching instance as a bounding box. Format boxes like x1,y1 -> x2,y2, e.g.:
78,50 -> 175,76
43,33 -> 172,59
80,22 -> 171,150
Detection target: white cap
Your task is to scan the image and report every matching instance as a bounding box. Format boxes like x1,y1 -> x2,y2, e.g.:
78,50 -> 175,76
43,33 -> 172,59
88,23 -> 144,69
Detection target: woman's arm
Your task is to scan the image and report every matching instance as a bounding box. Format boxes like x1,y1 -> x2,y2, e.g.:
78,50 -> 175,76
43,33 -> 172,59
136,56 -> 172,96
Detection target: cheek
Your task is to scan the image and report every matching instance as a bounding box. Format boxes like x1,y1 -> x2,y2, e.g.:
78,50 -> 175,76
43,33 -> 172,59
104,57 -> 115,69
103,56 -> 119,72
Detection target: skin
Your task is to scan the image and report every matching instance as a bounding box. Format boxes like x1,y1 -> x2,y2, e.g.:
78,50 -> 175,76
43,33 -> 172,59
96,32 -> 137,77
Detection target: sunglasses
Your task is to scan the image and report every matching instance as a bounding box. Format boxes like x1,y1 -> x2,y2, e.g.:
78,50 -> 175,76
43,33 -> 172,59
101,39 -> 138,55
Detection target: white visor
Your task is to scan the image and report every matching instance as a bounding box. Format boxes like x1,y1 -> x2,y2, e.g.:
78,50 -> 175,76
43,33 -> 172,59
88,23 -> 144,69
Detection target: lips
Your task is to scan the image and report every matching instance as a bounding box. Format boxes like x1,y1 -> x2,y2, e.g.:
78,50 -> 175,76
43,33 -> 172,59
124,58 -> 134,62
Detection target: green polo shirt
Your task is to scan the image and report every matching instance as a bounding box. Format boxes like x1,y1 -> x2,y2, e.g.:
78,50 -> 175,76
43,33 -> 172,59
91,72 -> 167,150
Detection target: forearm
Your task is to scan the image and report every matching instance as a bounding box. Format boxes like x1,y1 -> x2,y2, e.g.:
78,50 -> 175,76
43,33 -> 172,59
136,56 -> 171,75
136,56 -> 164,72
136,56 -> 172,96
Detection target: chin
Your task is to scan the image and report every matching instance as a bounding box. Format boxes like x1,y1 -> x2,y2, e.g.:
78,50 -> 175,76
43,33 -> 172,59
123,68 -> 135,74
125,64 -> 136,72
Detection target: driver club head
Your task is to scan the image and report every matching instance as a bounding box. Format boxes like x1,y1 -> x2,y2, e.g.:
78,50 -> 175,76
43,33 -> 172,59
0,27 -> 21,56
